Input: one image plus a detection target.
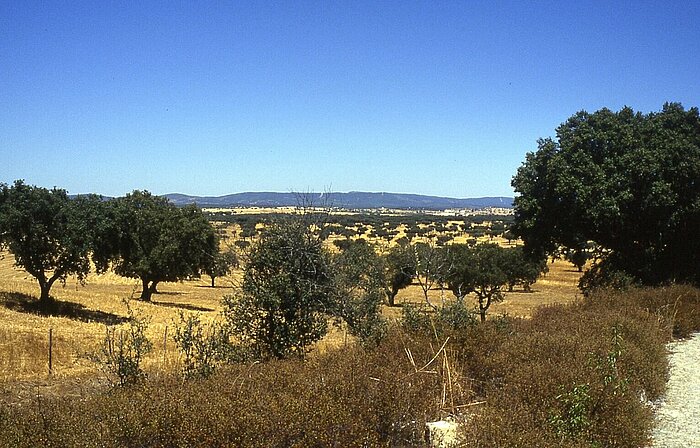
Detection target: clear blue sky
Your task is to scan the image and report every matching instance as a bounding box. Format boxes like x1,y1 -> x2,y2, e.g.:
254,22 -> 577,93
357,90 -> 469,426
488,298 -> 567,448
2,1 -> 699,198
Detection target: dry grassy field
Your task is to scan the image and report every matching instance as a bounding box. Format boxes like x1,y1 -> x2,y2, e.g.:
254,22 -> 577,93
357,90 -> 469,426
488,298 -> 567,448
0,221 -> 582,405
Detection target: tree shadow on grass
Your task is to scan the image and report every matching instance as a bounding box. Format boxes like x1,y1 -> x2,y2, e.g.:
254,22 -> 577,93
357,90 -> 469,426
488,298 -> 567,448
0,292 -> 128,326
150,300 -> 215,312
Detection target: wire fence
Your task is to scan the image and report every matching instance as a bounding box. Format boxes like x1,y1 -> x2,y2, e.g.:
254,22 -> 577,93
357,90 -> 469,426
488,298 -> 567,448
1,325 -> 178,380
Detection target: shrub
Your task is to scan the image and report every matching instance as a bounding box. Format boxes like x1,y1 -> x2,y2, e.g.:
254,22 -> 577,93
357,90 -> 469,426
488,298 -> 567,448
0,327 -> 460,447
173,312 -> 229,379
91,301 -> 152,386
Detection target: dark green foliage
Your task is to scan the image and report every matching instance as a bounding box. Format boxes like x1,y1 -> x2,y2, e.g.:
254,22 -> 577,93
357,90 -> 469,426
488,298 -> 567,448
223,217 -> 335,359
204,247 -> 238,287
224,217 -> 389,358
0,181 -> 97,304
500,246 -> 548,292
443,243 -> 518,321
330,239 -> 387,346
563,245 -> 591,272
381,240 -> 416,306
100,191 -> 218,301
512,103 -> 700,289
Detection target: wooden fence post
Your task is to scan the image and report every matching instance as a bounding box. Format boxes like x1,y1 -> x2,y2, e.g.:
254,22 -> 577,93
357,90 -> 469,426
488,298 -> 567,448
48,327 -> 53,375
163,326 -> 168,365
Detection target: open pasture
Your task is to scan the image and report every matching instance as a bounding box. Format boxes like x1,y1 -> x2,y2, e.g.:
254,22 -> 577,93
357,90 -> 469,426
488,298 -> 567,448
0,239 -> 580,388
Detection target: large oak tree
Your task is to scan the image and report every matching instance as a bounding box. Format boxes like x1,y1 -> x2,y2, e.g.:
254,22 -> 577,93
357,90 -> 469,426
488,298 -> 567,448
101,191 -> 218,301
0,181 -> 98,305
511,103 -> 700,289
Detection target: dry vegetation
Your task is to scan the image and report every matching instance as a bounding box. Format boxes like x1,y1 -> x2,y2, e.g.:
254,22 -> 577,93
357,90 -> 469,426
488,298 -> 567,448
2,218 -> 699,447
0,235 -> 578,385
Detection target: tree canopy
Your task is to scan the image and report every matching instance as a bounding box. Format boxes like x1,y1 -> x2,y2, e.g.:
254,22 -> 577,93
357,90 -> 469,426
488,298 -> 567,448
443,243 -> 512,322
511,103 -> 700,289
224,217 -> 335,359
330,239 -> 386,345
380,241 -> 416,307
101,191 -> 217,301
0,181 -> 96,304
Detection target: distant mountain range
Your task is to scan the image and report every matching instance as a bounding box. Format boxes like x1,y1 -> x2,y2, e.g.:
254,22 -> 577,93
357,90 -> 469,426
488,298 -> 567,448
163,192 -> 514,210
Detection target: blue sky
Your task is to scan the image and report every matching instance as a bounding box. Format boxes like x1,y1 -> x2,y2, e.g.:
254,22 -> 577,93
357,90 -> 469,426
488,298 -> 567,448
1,1 -> 698,198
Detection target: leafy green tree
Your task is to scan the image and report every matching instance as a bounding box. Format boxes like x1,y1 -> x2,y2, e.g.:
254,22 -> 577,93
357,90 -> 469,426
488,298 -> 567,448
330,239 -> 386,346
204,246 -> 238,287
381,241 -> 416,306
512,103 -> 700,289
0,181 -> 97,305
100,191 -> 217,301
223,217 -> 335,359
443,243 -> 510,322
500,246 -> 547,292
563,244 -> 591,273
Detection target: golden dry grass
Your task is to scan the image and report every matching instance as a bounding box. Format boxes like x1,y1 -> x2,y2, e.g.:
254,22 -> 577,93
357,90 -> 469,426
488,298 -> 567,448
0,231 -> 582,387
383,258 -> 582,320
0,249 -> 238,384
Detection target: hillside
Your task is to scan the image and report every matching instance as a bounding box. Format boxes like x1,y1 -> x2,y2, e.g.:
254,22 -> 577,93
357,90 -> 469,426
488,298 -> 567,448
164,191 -> 514,210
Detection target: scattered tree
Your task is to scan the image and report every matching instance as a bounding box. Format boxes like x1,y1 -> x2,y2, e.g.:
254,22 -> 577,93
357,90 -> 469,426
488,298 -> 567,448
0,181 -> 96,305
443,243 -> 510,322
204,246 -> 238,287
381,241 -> 416,307
330,239 -> 386,345
223,217 -> 334,359
500,246 -> 547,292
99,191 -> 217,301
563,244 -> 591,273
412,241 -> 450,308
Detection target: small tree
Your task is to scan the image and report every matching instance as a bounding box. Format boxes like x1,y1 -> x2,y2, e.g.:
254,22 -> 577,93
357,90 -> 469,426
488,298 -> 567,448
204,247 -> 238,287
330,239 -> 387,345
223,217 -> 334,359
93,301 -> 152,386
412,241 -> 450,308
501,246 -> 547,292
0,181 -> 96,306
563,244 -> 591,273
444,243 -> 510,322
381,241 -> 416,307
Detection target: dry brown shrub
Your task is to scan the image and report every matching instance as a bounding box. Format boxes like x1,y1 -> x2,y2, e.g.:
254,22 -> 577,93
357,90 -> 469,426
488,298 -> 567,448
0,327 -> 463,447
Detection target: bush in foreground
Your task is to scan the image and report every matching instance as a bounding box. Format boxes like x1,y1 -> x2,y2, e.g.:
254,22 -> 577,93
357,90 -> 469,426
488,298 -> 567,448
1,285 -> 699,447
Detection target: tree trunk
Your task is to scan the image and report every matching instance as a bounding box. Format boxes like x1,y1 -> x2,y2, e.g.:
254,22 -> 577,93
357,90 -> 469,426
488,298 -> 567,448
150,281 -> 160,294
140,278 -> 153,301
386,288 -> 397,307
478,293 -> 491,322
37,274 -> 60,310
211,276 -> 216,288
39,280 -> 53,305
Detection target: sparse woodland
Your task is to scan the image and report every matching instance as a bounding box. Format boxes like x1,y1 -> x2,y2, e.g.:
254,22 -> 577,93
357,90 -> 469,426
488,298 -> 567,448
1,103 -> 699,447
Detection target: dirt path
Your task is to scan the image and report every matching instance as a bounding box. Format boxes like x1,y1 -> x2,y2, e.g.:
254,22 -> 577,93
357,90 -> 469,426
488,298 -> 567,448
652,333 -> 700,447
